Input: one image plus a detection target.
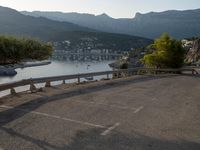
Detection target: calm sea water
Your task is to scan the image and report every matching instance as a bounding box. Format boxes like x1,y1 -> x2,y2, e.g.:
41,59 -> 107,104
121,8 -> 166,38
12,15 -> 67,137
0,60 -> 113,97
0,60 -> 113,84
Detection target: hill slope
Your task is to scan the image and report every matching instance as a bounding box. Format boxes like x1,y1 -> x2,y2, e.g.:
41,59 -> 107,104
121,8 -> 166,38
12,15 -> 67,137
22,9 -> 200,39
0,6 -> 93,40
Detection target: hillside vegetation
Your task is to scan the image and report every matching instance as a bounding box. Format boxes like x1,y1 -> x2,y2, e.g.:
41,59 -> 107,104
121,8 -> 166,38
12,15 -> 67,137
113,33 -> 186,69
50,31 -> 152,51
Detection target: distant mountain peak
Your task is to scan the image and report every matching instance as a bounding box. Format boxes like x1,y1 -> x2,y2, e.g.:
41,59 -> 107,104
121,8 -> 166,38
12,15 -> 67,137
0,5 -> 19,14
97,13 -> 111,18
134,12 -> 142,17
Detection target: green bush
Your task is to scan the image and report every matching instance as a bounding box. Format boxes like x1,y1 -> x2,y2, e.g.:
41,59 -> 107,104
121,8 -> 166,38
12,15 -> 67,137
142,33 -> 185,68
0,35 -> 53,65
120,62 -> 128,69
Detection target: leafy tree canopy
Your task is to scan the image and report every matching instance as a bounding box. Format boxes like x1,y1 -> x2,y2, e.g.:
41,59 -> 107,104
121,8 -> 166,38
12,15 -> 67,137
142,33 -> 186,68
0,35 -> 53,65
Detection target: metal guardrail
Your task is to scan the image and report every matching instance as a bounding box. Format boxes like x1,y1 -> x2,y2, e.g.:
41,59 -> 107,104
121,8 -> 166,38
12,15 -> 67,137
0,68 -> 198,96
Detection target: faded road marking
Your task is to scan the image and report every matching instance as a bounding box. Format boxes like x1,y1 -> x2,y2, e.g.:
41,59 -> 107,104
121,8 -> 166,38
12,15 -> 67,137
75,100 -> 138,111
0,105 -> 105,128
134,106 -> 144,113
101,123 -> 120,136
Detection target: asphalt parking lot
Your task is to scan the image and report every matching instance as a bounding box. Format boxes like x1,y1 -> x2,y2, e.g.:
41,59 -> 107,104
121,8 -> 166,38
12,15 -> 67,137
0,75 -> 200,150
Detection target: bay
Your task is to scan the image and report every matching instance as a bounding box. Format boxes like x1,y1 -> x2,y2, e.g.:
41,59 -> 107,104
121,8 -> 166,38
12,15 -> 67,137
0,60 -> 113,97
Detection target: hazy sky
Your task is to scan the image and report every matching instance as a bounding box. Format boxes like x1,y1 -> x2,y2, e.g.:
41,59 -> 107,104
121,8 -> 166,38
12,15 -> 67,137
0,0 -> 200,18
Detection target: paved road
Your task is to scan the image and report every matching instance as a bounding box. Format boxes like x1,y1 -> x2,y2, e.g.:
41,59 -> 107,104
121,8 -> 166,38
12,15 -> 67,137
0,75 -> 200,150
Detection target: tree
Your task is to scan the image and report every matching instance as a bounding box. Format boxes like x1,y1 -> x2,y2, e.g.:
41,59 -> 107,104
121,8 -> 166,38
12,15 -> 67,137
0,35 -> 53,65
142,33 -> 185,68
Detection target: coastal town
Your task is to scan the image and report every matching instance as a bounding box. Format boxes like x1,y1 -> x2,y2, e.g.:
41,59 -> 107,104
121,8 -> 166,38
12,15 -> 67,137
52,39 -> 128,61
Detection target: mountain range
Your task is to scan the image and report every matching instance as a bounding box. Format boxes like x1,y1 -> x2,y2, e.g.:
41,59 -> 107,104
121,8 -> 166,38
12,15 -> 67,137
22,9 -> 200,39
0,6 -> 152,52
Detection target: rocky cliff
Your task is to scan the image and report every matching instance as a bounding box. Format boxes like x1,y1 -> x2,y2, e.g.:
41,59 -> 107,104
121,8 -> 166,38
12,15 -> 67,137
185,39 -> 200,64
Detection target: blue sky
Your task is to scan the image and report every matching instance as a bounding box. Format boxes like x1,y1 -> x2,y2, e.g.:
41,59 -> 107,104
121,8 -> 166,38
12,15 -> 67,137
0,0 -> 200,18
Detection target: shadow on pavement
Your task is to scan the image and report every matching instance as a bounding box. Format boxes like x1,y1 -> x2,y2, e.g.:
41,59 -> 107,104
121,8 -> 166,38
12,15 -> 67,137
0,127 -> 200,150
0,127 -> 62,150
67,128 -> 200,150
0,75 -> 173,126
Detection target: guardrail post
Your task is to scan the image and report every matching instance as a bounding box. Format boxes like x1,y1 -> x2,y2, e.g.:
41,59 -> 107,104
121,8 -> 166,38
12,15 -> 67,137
30,81 -> 37,93
77,75 -> 80,83
107,73 -> 109,79
63,80 -> 66,84
128,70 -> 132,76
192,70 -> 194,75
117,71 -> 120,78
45,81 -> 51,87
137,70 -> 140,75
10,88 -> 17,95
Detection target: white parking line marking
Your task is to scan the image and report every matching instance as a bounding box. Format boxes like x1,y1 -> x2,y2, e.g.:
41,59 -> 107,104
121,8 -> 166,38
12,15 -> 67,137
75,100 -> 138,111
101,123 -> 120,136
0,105 -> 105,128
134,106 -> 144,113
